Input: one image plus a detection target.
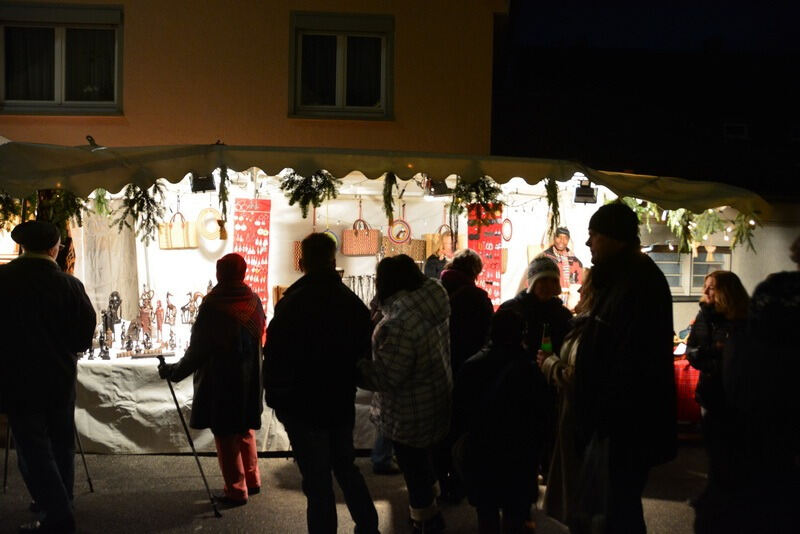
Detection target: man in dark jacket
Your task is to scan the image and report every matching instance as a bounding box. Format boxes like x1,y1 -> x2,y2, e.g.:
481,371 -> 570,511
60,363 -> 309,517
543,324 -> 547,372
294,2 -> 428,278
573,203 -> 676,534
0,221 -> 96,534
452,308 -> 547,533
159,253 -> 265,506
264,233 -> 378,534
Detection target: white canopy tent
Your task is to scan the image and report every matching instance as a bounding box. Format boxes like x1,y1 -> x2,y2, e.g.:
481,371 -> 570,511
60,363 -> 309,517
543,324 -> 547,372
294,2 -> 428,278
0,140 -> 771,217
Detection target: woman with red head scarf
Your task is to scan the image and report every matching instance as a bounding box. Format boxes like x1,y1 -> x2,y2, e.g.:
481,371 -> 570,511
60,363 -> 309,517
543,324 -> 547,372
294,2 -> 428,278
159,253 -> 266,506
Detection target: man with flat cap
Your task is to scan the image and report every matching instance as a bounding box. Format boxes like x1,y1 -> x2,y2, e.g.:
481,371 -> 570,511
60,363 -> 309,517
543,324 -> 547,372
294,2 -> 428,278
570,203 -> 676,533
542,227 -> 584,295
0,220 -> 96,533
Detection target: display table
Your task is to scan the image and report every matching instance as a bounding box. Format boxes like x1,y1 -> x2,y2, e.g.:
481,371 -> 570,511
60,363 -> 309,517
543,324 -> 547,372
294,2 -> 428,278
75,357 -> 377,454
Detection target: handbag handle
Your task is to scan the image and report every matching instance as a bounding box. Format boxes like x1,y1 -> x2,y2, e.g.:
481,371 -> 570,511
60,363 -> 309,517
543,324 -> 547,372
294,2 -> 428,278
437,223 -> 452,236
170,211 -> 186,225
353,218 -> 370,231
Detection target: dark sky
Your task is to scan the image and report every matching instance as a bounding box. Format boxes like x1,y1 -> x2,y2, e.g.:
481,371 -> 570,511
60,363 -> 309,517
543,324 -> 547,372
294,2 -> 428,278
510,2 -> 799,54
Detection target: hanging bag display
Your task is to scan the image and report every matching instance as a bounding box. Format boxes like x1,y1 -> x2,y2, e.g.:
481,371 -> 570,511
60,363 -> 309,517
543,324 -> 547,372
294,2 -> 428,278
158,208 -> 198,250
382,203 -> 425,261
342,200 -> 380,256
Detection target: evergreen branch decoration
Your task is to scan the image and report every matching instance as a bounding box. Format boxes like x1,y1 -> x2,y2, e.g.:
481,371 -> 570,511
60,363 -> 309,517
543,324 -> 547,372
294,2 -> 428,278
545,177 -> 560,238
37,189 -> 87,240
218,166 -> 230,222
618,197 -> 660,233
0,191 -> 21,231
732,212 -> 758,252
92,188 -> 111,217
279,170 -> 341,218
382,172 -> 397,223
666,208 -> 693,253
112,182 -> 166,244
694,210 -> 726,240
449,175 -> 503,229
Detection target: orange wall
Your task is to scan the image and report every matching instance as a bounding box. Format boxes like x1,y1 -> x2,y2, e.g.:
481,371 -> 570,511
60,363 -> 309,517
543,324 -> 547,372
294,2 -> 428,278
0,1 -> 503,154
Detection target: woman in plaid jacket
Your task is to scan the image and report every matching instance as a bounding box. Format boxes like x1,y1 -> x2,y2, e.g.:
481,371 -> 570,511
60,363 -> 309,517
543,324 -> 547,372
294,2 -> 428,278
359,254 -> 452,533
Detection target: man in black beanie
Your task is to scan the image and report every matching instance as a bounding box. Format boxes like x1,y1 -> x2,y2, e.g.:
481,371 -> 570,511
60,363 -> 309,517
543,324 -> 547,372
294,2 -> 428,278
0,221 -> 96,533
570,203 -> 677,533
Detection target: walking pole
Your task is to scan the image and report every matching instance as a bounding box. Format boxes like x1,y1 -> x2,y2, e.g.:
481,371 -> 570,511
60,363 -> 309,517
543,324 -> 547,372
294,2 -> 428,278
73,426 -> 94,492
3,425 -> 10,493
157,356 -> 222,518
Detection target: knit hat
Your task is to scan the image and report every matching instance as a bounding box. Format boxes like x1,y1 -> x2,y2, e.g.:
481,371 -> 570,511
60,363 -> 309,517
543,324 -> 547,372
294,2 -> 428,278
555,227 -> 570,238
527,256 -> 560,286
10,220 -> 60,251
588,203 -> 640,243
216,253 -> 247,283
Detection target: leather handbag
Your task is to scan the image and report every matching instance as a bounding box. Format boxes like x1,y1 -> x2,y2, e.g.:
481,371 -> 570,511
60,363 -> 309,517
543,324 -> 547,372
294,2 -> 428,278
424,223 -> 454,258
158,212 -> 198,249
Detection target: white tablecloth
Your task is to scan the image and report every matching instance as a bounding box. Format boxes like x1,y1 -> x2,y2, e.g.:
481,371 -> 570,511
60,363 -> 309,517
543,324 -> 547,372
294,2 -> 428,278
75,357 -> 377,454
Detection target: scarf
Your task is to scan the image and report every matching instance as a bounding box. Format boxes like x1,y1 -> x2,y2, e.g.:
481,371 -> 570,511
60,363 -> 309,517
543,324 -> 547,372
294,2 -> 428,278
203,281 -> 265,342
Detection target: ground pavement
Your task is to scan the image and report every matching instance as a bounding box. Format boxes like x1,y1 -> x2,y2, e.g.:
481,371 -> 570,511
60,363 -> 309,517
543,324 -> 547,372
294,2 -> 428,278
0,444 -> 707,533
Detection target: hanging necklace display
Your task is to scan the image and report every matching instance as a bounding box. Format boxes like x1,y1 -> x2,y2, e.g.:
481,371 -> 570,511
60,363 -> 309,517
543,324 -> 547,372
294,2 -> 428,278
388,202 -> 411,244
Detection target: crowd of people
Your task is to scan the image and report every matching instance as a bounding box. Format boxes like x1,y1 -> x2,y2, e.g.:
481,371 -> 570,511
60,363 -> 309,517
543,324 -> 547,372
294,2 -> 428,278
1,206 -> 798,534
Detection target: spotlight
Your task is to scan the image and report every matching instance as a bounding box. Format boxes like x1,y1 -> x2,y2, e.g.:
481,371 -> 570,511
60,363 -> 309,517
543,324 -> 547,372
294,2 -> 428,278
191,172 -> 216,192
574,179 -> 597,204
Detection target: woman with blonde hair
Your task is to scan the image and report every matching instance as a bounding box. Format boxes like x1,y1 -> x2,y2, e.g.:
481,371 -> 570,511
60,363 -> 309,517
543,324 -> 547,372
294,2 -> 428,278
686,270 -> 748,502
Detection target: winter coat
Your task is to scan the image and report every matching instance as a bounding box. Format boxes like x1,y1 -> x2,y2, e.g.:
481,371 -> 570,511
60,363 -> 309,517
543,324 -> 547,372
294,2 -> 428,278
169,292 -> 264,435
452,342 -> 547,506
264,270 -> 372,428
440,269 -> 493,375
497,290 -> 572,357
686,303 -> 742,411
0,255 -> 96,413
359,278 -> 452,448
573,247 -> 677,469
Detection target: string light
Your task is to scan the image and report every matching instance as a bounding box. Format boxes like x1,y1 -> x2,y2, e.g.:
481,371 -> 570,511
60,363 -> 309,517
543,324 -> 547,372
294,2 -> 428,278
749,219 -> 756,226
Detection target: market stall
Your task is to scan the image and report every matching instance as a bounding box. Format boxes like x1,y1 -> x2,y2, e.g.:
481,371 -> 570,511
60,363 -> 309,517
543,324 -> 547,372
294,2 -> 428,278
0,141 -> 773,453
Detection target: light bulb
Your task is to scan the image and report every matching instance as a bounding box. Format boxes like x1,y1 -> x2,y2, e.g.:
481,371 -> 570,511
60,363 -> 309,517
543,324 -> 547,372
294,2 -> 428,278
724,235 -> 730,241
726,226 -> 733,233
749,219 -> 755,226
702,234 -> 709,240
661,210 -> 668,221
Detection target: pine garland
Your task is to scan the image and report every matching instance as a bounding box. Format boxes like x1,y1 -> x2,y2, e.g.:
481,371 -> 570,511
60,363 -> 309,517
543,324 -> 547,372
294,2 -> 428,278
112,182 -> 166,244
218,166 -> 230,222
37,189 -> 87,240
666,208 -> 693,253
382,172 -> 397,223
449,175 -> 503,229
280,170 -> 341,218
545,177 -> 560,238
732,212 -> 758,252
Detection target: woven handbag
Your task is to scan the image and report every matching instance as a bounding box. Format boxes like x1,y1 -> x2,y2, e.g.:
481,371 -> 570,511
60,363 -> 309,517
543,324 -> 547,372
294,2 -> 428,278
383,237 -> 426,262
158,212 -> 198,249
342,219 -> 380,256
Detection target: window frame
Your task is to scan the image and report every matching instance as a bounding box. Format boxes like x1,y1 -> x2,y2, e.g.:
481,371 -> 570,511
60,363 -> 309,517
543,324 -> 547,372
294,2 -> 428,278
0,2 -> 123,115
647,245 -> 732,298
289,11 -> 394,120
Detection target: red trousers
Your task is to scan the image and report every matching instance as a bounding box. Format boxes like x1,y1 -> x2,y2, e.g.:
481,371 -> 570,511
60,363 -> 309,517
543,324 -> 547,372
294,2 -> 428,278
214,429 -> 261,501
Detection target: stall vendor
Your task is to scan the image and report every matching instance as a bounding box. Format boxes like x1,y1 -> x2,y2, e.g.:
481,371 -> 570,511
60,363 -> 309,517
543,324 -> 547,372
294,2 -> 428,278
542,227 -> 583,291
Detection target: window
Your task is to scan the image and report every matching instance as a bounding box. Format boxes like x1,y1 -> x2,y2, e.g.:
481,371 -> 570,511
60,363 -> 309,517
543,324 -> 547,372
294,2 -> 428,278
289,12 -> 393,120
1,3 -> 122,114
648,245 -> 731,297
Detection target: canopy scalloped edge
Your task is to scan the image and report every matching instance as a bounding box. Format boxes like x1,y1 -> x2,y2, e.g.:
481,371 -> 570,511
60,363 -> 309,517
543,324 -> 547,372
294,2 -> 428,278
0,142 -> 771,217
